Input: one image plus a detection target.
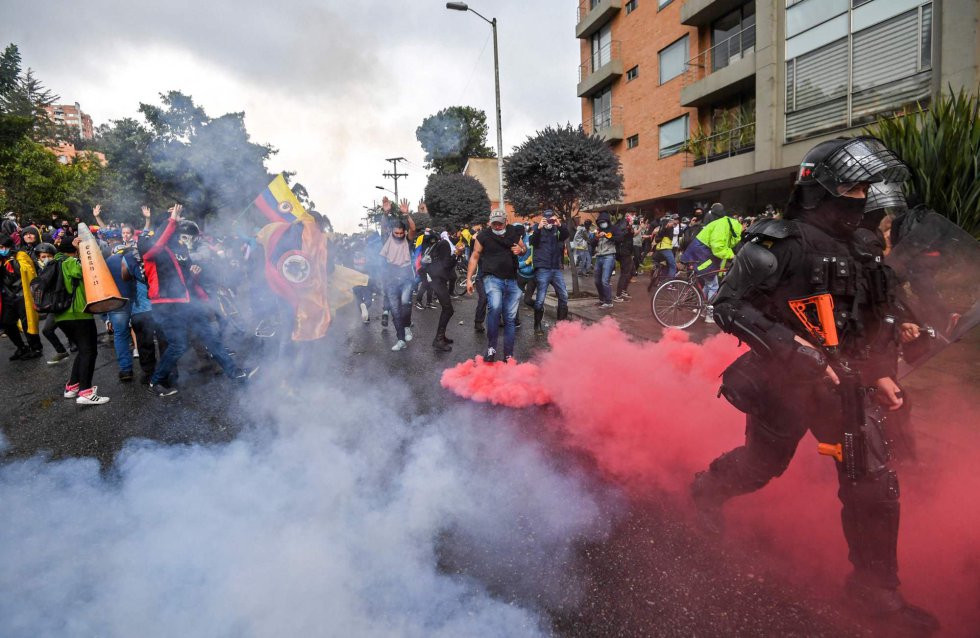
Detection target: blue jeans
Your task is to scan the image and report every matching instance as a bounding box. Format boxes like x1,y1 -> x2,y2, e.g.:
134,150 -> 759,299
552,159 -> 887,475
150,302 -> 237,385
594,254 -> 616,304
483,275 -> 521,357
574,248 -> 591,274
108,301 -> 134,373
657,248 -> 677,278
384,275 -> 414,341
533,268 -> 568,310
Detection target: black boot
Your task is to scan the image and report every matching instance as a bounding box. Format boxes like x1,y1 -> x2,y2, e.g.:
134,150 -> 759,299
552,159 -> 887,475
557,304 -> 569,321
533,308 -> 545,335
690,471 -> 727,536
9,345 -> 30,361
845,574 -> 940,636
432,332 -> 452,352
474,322 -> 485,333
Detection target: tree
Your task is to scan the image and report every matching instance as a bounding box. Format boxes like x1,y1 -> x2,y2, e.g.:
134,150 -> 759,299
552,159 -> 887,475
0,137 -> 103,221
423,173 -> 491,229
867,87 -> 980,236
416,105 -> 494,174
0,44 -> 60,143
504,123 -> 624,294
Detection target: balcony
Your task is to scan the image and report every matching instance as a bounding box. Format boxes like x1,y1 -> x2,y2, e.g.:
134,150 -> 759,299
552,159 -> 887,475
577,41 -> 623,97
576,0 -> 622,39
681,0 -> 747,26
680,121 -> 755,188
680,23 -> 755,107
584,105 -> 624,143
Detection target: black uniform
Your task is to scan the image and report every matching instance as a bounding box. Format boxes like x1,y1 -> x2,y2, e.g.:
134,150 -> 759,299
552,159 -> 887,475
692,136 -> 938,635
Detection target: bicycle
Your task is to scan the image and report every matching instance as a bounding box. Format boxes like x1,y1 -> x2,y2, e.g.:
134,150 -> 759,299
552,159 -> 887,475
454,261 -> 470,296
650,264 -> 726,329
215,286 -> 248,335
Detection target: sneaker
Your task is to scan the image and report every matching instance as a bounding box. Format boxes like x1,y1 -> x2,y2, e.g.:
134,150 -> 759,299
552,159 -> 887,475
503,355 -> 515,364
133,348 -> 140,358
599,303 -> 614,309
76,386 -> 110,406
360,302 -> 370,323
404,327 -> 413,342
64,382 -> 80,399
704,305 -> 716,324
391,340 -> 408,351
426,302 -> 437,309
119,370 -> 134,383
148,382 -> 178,397
613,295 -> 626,303
381,311 -> 389,327
231,366 -> 260,382
8,346 -> 29,361
414,301 -> 425,311
24,349 -> 43,359
483,347 -> 497,363
621,291 -> 632,299
47,351 -> 70,365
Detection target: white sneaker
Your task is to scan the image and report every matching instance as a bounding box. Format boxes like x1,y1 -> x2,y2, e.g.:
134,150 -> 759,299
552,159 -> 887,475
64,382 -> 80,398
704,305 -> 716,324
360,303 -> 370,323
404,327 -> 413,342
76,386 -> 110,405
391,340 -> 408,351
133,348 -> 140,358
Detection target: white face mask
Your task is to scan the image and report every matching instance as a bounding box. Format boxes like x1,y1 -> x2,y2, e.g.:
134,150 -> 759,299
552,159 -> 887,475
38,258 -> 50,268
599,222 -> 608,230
492,228 -> 506,236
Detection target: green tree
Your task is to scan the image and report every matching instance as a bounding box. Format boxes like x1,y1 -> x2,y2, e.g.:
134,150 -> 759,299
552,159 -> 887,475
416,105 -> 494,174
0,44 -> 60,143
423,173 -> 491,229
504,123 -> 624,294
0,137 -> 103,221
866,87 -> 980,236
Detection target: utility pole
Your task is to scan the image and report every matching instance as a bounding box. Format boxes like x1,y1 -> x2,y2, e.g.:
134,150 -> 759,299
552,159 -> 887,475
382,157 -> 408,203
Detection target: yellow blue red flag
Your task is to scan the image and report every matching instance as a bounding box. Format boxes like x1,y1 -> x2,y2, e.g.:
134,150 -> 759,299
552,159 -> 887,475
251,174 -> 312,224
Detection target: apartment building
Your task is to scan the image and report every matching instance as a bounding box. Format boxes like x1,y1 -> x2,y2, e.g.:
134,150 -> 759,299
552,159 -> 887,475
44,102 -> 94,141
577,0 -> 979,217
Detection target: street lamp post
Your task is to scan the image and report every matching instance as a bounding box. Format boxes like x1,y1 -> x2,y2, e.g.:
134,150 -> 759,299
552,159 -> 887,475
447,2 -> 505,216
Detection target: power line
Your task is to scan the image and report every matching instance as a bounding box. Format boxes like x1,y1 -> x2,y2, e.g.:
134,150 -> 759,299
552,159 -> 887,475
456,31 -> 493,104
382,157 -> 408,203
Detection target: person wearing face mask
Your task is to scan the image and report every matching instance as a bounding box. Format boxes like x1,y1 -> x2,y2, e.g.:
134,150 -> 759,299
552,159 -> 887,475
466,210 -> 527,362
1,234 -> 43,360
528,210 -> 569,334
33,243 -> 73,364
690,136 -> 938,635
589,211 -> 619,308
381,220 -> 417,351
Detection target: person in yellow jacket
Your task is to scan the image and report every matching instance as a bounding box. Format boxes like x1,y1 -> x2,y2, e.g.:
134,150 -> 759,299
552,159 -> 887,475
679,203 -> 742,321
0,234 -> 42,359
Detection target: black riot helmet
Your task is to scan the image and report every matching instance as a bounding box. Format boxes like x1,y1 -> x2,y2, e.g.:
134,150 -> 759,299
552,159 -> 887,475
861,181 -> 909,231
787,136 -> 909,215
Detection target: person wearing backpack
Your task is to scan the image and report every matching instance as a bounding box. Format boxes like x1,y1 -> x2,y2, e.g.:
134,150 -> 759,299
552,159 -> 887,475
0,234 -> 43,360
53,236 -> 110,405
32,243 -> 74,364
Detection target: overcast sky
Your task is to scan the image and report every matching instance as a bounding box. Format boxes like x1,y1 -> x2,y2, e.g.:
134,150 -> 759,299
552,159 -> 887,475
3,0 -> 582,232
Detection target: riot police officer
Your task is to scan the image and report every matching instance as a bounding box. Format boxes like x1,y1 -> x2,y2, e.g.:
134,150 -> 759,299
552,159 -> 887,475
691,136 -> 938,634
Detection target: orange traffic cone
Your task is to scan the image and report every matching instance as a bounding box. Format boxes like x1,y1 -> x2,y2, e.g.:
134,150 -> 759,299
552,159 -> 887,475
76,223 -> 127,313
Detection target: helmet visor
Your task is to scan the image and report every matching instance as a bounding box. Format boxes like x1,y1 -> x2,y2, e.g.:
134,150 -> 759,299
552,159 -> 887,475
814,137 -> 910,196
865,182 -> 907,213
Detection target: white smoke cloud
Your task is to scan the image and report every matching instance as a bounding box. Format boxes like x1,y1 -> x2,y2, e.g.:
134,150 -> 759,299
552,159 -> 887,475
0,374 -> 616,637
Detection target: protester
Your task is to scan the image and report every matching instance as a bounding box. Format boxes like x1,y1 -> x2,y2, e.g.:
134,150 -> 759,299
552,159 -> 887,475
466,210 -> 526,362
653,216 -> 678,279
380,219 -> 417,351
529,210 -> 569,335
53,236 -> 109,405
0,234 -> 43,359
590,211 -> 618,308
105,240 -> 158,383
571,220 -> 591,275
426,230 -> 457,351
614,214 -> 635,302
680,203 -> 742,323
32,243 -> 74,363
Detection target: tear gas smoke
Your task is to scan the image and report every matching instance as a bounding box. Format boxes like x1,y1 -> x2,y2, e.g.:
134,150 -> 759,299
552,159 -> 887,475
443,319 -> 980,634
0,371 -> 616,637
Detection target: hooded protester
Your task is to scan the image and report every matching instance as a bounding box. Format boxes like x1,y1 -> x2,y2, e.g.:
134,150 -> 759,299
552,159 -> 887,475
19,225 -> 40,254
0,234 -> 42,359
589,211 -> 620,307
424,230 -> 457,351
33,242 -> 74,364
380,218 -> 417,351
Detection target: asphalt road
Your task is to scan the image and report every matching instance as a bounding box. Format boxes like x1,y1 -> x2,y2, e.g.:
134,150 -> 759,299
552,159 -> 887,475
0,293 -> 924,637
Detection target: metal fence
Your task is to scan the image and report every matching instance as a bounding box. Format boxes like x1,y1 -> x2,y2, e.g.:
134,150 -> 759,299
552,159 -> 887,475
685,121 -> 756,166
579,41 -> 622,83
583,105 -> 623,136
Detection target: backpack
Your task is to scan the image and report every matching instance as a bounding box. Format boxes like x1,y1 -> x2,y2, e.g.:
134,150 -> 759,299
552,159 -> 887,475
30,259 -> 74,314
680,224 -> 700,251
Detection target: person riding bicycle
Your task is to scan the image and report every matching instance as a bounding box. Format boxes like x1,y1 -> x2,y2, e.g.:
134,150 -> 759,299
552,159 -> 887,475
653,216 -> 678,280
679,203 -> 741,322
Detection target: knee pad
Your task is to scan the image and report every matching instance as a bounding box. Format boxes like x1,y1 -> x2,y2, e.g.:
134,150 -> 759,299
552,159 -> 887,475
719,353 -> 767,414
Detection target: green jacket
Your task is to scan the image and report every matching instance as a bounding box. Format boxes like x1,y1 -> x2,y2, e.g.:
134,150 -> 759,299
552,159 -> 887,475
54,253 -> 91,322
695,216 -> 742,268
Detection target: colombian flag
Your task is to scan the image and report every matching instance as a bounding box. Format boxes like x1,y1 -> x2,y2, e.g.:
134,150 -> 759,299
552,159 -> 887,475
251,174 -> 312,224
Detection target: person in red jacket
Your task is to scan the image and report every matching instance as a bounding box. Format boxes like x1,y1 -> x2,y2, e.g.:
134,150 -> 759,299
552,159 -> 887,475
140,204 -> 255,397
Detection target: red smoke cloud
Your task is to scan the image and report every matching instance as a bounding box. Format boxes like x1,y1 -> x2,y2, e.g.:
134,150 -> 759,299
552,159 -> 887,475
442,319 -> 980,634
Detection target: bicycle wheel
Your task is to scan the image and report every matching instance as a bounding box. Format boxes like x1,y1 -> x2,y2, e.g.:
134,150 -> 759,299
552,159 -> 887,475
652,279 -> 704,329
646,261 -> 664,293
218,292 -> 247,334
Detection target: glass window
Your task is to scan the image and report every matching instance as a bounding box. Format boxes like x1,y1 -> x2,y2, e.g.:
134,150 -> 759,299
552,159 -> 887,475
658,0 -> 673,8
785,0 -> 847,38
658,35 -> 688,84
852,0 -> 923,32
659,114 -> 689,158
626,0 -> 637,14
920,3 -> 932,69
785,12 -> 847,60
593,88 -> 612,130
852,9 -> 920,93
627,65 -> 639,81
711,3 -> 756,71
591,23 -> 613,71
627,134 -> 639,149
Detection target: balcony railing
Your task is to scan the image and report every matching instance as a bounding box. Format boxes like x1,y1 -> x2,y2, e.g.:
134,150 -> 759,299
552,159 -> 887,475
584,105 -> 623,139
683,22 -> 756,87
578,40 -> 622,83
683,121 -> 756,166
576,0 -> 622,39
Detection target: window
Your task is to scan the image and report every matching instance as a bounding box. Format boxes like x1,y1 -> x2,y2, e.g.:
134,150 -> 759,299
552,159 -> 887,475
626,0 -> 637,14
627,134 -> 639,149
785,0 -> 847,38
626,65 -> 639,81
593,88 -> 612,130
710,2 -> 756,71
658,0 -> 673,8
784,3 -> 933,141
590,23 -> 613,71
658,35 -> 688,84
659,114 -> 689,158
